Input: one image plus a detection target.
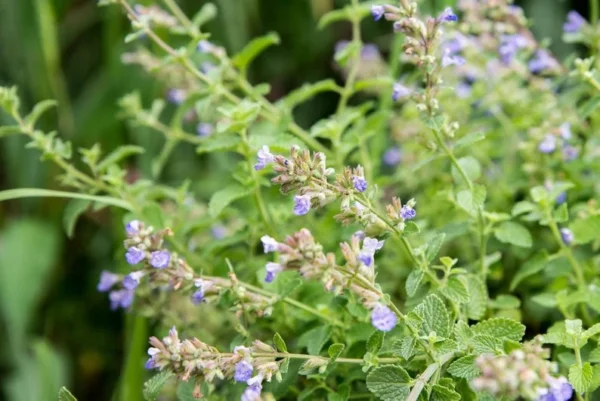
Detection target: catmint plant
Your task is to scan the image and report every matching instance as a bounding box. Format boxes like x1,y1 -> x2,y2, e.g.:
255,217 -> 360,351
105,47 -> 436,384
1,0 -> 600,400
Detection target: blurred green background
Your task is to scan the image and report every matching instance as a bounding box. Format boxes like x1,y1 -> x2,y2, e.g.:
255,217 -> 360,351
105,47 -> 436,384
0,0 -> 589,400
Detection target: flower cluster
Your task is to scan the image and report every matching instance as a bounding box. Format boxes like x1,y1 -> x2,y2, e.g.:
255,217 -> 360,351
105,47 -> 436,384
470,341 -> 572,400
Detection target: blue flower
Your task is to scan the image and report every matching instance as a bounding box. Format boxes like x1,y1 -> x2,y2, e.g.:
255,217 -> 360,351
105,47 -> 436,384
400,205 -> 416,220
371,304 -> 397,332
442,50 -> 466,68
254,146 -> 275,170
363,237 -> 385,252
144,358 -> 155,369
97,270 -> 120,292
560,228 -> 574,245
498,34 -> 527,64
234,361 -> 254,383
438,7 -> 458,23
261,235 -> 279,253
383,147 -> 402,166
392,82 -> 411,101
562,145 -> 578,161
538,135 -> 557,153
353,176 -> 367,193
358,251 -> 373,267
123,271 -> 145,290
191,289 -> 204,304
563,11 -> 586,33
371,5 -> 385,21
538,376 -> 573,401
109,288 -> 135,310
197,40 -> 215,53
241,382 -> 262,401
166,89 -> 186,104
125,220 -> 141,236
211,224 -> 227,239
196,122 -> 214,137
125,246 -> 145,265
149,250 -> 171,269
265,262 -> 283,283
293,195 -> 311,216
528,50 -> 554,74
556,192 -> 567,205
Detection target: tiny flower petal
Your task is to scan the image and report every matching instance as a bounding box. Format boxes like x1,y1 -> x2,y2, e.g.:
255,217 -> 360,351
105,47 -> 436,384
234,360 -> 254,383
363,237 -> 385,252
125,220 -> 142,236
560,228 -> 574,245
559,122 -> 572,140
197,40 -> 215,53
261,235 -> 279,253
352,176 -> 368,193
150,250 -> 171,269
265,262 -> 283,283
144,358 -> 156,369
196,122 -> 214,137
148,347 -> 160,356
563,11 -> 586,33
123,271 -> 145,290
538,135 -> 557,153
371,5 -> 385,21
109,289 -> 135,310
293,195 -> 312,216
400,205 -> 416,220
392,82 -> 411,101
383,147 -> 402,166
254,146 -> 275,170
125,247 -> 145,265
191,289 -> 205,304
358,251 -> 374,267
438,7 -> 458,23
97,270 -> 120,292
371,304 -> 397,332
166,89 -> 186,104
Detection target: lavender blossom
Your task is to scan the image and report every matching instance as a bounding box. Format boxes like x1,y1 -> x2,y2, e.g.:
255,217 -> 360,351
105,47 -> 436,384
538,135 -> 557,153
123,271 -> 144,290
254,146 -> 275,170
196,122 -> 214,137
191,289 -> 204,304
556,192 -> 567,205
559,122 -> 572,140
97,270 -> 120,292
563,11 -> 586,33
498,34 -> 527,65
392,82 -> 411,101
438,7 -> 458,23
293,195 -> 311,216
371,5 -> 385,21
144,358 -> 155,370
241,382 -> 262,401
149,250 -> 171,269
400,205 -> 416,220
261,235 -> 279,253
125,220 -> 141,236
442,33 -> 469,56
125,246 -> 145,265
363,237 -> 385,252
371,304 -> 398,332
560,228 -> 574,245
442,49 -> 466,68
361,44 -> 380,61
562,145 -> 578,161
109,289 -> 135,310
211,224 -> 227,239
234,361 -> 254,383
383,147 -> 402,166
538,376 -> 573,401
265,262 -> 283,283
353,230 -> 366,240
353,176 -> 367,193
528,50 -> 554,74
358,251 -> 374,267
197,40 -> 215,53
166,89 -> 186,104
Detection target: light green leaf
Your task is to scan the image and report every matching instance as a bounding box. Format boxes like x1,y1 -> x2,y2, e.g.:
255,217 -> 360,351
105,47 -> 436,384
553,203 -> 569,223
366,365 -> 411,401
318,8 -> 350,29
489,295 -> 521,310
298,326 -> 331,355
191,2 -> 217,28
367,330 -> 384,354
569,363 -> 593,394
451,156 -> 481,183
494,221 -> 532,248
96,145 -> 144,172
440,276 -> 470,304
175,380 -> 196,401
273,333 -> 288,353
62,199 -> 90,238
208,184 -> 251,218
448,355 -> 481,379
466,275 -> 488,320
141,203 -> 165,229
570,215 -> 600,245
470,335 -> 504,354
512,201 -> 537,216
405,269 -> 424,297
196,133 -> 241,154
531,293 -> 557,308
281,79 -> 341,110
416,294 -> 450,338
509,251 -> 549,290
143,371 -> 173,401
404,221 -> 420,236
565,319 -> 583,335
582,323 -> 600,340
58,387 -> 77,401
472,318 -> 525,342
392,337 -> 416,360
328,343 -> 345,362
431,384 -> 461,401
232,32 -> 280,71
578,95 -> 600,118
24,99 -> 57,127
426,233 -> 446,262
0,188 -> 132,211
455,131 -> 486,150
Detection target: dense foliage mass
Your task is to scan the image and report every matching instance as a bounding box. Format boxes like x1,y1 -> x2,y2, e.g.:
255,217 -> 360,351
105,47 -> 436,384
1,0 -> 600,400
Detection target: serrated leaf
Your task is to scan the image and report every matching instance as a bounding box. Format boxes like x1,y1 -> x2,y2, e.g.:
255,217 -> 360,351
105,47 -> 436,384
448,356 -> 481,379
328,343 -> 345,362
298,326 -> 331,355
455,131 -> 486,150
553,203 -> 569,223
454,321 -> 473,344
24,99 -> 57,127
405,269 -> 424,297
489,295 -> 521,310
509,250 -> 549,290
143,370 -> 173,401
582,323 -> 600,340
566,319 -> 583,335
426,233 -> 446,262
367,330 -> 384,354
570,215 -> 600,245
196,133 -> 241,154
58,387 -> 77,401
281,79 -> 341,110
176,380 -> 197,401
208,184 -> 251,218
431,383 -> 461,401
569,363 -> 593,394
404,221 -> 420,236
494,221 -> 532,248
578,95 -> 600,118
366,365 -> 411,401
273,333 -> 288,353
392,337 -> 416,360
440,276 -> 470,304
470,335 -> 504,354
472,318 -> 525,342
62,199 -> 90,238
466,275 -> 487,320
232,32 -> 280,71
416,294 -> 450,338
96,145 -> 145,172
451,156 -> 481,183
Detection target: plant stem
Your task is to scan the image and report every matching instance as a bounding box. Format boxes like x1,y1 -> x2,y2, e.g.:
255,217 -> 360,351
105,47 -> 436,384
407,353 -> 455,401
161,0 -> 197,36
252,352 -> 400,365
591,0 -> 599,24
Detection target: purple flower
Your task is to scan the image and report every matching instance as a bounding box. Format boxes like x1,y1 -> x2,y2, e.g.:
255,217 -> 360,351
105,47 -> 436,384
442,33 -> 469,56
456,81 -> 472,98
241,382 -> 262,401
353,230 -> 366,240
538,135 -> 557,153
383,147 -> 402,166
353,176 -> 368,193
261,235 -> 279,253
123,271 -> 145,290
109,289 -> 135,310
200,62 -> 216,73
196,122 -> 214,137
265,262 -> 283,283
125,246 -> 145,265
358,251 -> 374,267
442,50 -> 466,68
371,304 -> 398,332
363,237 -> 385,252
361,44 -> 380,61
145,347 -> 160,369
167,89 -> 186,104
211,224 -> 227,239
149,250 -> 171,269
559,122 -> 572,140
371,5 -> 385,21
234,361 -> 254,382
144,358 -> 156,370
293,195 -> 311,216
400,205 -> 416,220
556,192 -> 567,205
97,270 -> 120,292
498,34 -> 527,64
562,145 -> 578,161
438,7 -> 458,23
392,82 -> 411,101
563,11 -> 586,33
539,376 -> 574,401
254,146 -> 275,170
529,50 -> 555,74
125,220 -> 141,236
560,228 -> 574,245
197,40 -> 215,53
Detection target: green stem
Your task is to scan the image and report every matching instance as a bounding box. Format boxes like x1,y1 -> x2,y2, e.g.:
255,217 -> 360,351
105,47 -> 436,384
252,352 -> 400,365
591,0 -> 599,24
407,353 -> 455,401
162,0 -> 197,36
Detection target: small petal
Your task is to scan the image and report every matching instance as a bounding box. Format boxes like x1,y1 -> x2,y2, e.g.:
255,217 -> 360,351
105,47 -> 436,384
400,205 -> 416,220
383,147 -> 402,166
563,11 -> 586,33
196,122 -> 214,137
261,235 -> 279,253
191,289 -> 205,304
293,195 -> 312,216
234,361 -> 254,383
371,5 -> 385,21
358,251 -> 374,267
125,246 -> 145,265
97,270 -> 120,292
352,176 -> 368,193
438,7 -> 458,23
149,250 -> 171,269
125,220 -> 142,236
123,271 -> 144,290
560,228 -> 574,245
254,146 -> 275,170
392,82 -> 411,101
265,262 -> 283,283
538,135 -> 557,153
371,304 -> 397,332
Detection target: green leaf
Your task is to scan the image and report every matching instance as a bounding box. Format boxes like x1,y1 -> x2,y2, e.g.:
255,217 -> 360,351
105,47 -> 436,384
142,370 -> 173,401
489,295 -> 521,310
24,99 -> 57,127
431,383 -> 461,401
196,133 -> 241,154
416,294 -> 450,338
62,199 -> 90,238
570,215 -> 600,245
553,203 -> 569,223
0,188 -> 132,211
141,203 -> 165,229
578,95 -> 600,118
58,387 -> 77,401
281,79 -> 341,110
512,201 -> 537,216
470,335 -> 504,354
569,363 -> 593,394
440,276 -> 470,304
96,145 -> 144,172
466,275 -> 488,320
367,330 -> 385,354
405,269 -> 424,297
366,365 -> 411,401
565,319 -> 583,335
451,156 -> 481,183
273,333 -> 288,353
175,380 -> 197,401
328,343 -> 345,362
426,233 -> 446,262
448,356 -> 481,379
0,125 -> 21,137
404,221 -> 420,236
318,8 -> 350,29
472,318 -> 525,342
298,326 -> 332,355
509,250 -> 549,290
191,2 -> 217,28
494,221 -> 532,248
232,32 -> 280,71
392,337 -> 416,360
208,184 -> 251,218
582,323 -> 600,340
455,131 -> 486,150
